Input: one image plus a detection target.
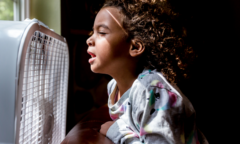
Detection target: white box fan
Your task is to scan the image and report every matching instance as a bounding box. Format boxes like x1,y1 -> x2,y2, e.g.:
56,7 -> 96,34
0,19 -> 69,144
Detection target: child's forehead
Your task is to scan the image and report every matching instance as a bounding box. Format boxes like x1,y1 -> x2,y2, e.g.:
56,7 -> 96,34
94,7 -> 127,35
100,7 -> 123,18
94,7 -> 124,27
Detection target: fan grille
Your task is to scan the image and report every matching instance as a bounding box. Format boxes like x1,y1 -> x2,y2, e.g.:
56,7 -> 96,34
18,31 -> 68,144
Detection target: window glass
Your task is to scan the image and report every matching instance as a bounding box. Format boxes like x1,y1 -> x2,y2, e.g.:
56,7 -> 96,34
0,0 -> 14,20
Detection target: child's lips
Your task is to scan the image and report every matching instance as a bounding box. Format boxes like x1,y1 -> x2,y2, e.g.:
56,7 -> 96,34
89,57 -> 96,63
87,51 -> 96,57
87,51 -> 96,63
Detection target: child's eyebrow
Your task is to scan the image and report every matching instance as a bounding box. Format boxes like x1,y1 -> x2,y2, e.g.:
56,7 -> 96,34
93,24 -> 111,31
106,10 -> 128,36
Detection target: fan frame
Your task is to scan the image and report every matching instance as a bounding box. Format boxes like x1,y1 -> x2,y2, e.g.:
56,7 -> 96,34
14,22 -> 69,144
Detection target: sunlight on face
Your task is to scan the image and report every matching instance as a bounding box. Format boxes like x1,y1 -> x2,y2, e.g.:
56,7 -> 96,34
105,9 -> 128,36
86,7 -> 131,75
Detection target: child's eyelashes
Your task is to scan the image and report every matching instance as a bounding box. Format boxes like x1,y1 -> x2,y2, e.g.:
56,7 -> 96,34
89,30 -> 107,36
98,32 -> 106,35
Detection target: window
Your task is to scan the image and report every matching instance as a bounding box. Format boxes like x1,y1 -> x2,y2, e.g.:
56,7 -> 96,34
0,0 -> 29,21
0,0 -> 14,20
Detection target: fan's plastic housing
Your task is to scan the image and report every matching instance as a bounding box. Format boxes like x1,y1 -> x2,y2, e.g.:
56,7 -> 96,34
0,19 -> 69,144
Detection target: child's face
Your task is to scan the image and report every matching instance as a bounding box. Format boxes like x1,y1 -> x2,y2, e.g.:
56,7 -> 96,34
86,7 -> 132,75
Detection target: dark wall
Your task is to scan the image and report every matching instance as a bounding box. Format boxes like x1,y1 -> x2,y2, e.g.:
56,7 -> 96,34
61,0 -> 110,134
181,1 -> 239,143
61,0 -> 240,143
177,1 -> 240,143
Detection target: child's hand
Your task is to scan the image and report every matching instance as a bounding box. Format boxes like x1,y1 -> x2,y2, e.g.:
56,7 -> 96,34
100,121 -> 115,136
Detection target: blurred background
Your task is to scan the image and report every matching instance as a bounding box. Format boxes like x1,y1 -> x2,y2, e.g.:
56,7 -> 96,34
1,0 -> 240,143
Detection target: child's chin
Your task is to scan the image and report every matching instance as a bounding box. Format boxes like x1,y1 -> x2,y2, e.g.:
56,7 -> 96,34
90,65 -> 100,73
90,65 -> 107,74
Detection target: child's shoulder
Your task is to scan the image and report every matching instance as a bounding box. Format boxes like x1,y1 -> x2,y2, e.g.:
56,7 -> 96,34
137,69 -> 186,99
137,69 -> 173,92
137,69 -> 196,112
139,69 -> 196,112
138,69 -> 164,82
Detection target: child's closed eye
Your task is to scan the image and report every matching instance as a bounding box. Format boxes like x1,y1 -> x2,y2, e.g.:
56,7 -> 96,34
98,32 -> 107,35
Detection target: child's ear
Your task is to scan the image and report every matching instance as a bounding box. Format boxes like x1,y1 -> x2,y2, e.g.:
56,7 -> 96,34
129,39 -> 145,57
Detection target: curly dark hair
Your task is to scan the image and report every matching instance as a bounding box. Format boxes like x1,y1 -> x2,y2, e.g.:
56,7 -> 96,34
102,0 -> 197,84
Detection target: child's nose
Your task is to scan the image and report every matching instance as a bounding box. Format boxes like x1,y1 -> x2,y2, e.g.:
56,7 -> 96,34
86,36 -> 94,46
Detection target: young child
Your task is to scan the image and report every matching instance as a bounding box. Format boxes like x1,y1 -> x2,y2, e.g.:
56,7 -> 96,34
86,0 -> 208,143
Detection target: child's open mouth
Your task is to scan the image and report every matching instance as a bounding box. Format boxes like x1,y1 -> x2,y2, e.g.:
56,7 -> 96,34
87,51 -> 96,64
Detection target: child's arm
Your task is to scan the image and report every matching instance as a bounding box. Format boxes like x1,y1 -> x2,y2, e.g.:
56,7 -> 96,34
100,121 -> 115,136
132,86 -> 185,144
106,118 -> 142,144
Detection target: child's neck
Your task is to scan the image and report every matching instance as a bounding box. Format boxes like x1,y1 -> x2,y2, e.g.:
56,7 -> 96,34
115,75 -> 136,100
111,67 -> 143,99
